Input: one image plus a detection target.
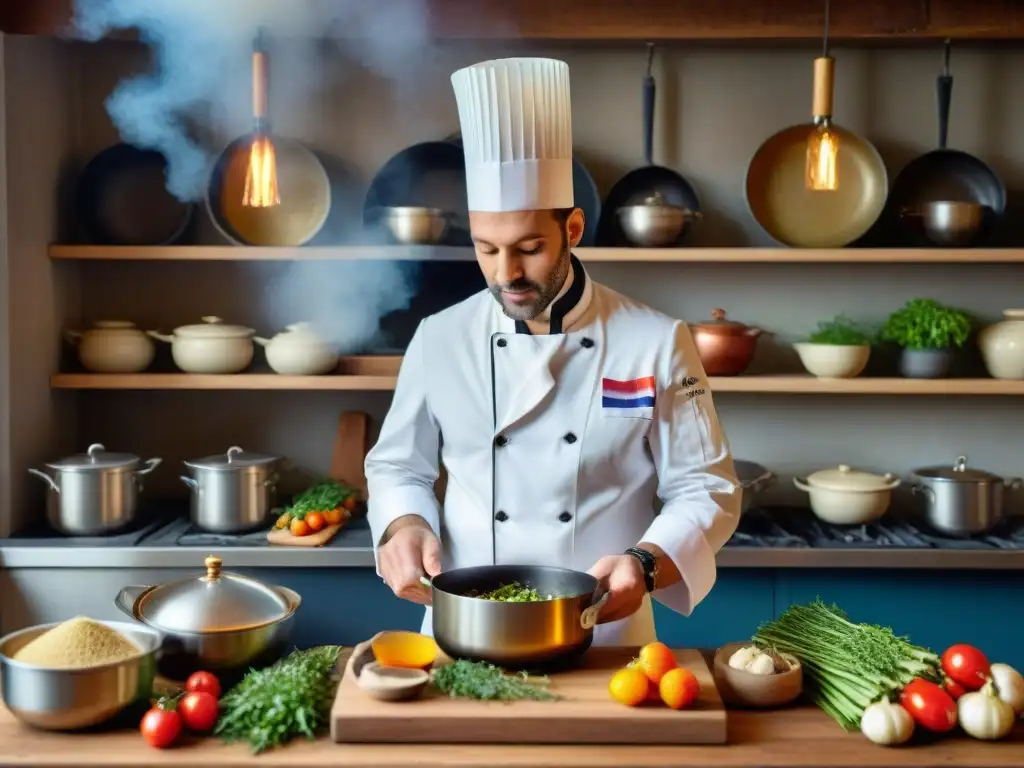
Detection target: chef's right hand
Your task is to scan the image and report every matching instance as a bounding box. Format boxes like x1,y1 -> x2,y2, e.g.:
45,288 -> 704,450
377,515 -> 442,606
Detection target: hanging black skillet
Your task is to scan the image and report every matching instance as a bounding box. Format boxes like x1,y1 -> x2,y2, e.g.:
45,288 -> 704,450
597,44 -> 702,248
887,40 -> 1005,247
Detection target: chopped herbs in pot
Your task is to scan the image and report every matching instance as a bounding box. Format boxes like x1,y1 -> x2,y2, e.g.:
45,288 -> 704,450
215,645 -> 343,753
431,659 -> 560,701
476,582 -> 553,602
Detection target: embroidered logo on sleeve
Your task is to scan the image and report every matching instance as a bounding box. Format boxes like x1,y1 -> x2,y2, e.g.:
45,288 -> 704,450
602,376 -> 656,410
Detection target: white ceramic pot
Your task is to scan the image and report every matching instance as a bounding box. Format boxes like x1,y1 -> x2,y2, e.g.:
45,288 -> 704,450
978,309 -> 1024,380
147,316 -> 254,374
793,465 -> 901,525
64,321 -> 156,373
254,322 -> 339,375
793,342 -> 870,379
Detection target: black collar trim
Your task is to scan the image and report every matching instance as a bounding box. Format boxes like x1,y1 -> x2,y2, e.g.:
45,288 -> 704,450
514,254 -> 586,336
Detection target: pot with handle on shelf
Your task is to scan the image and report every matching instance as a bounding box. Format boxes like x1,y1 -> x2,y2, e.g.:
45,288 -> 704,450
64,321 -> 156,373
911,455 -> 1023,537
253,322 -> 339,375
793,464 -> 901,526
147,316 -> 255,374
180,446 -> 280,534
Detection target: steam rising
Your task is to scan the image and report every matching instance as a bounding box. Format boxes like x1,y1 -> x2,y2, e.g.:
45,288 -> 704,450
71,0 -> 438,352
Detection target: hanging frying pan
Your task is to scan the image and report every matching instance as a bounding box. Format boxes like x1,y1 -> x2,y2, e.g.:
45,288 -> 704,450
597,44 -> 701,247
745,6 -> 888,249
886,41 -> 1005,247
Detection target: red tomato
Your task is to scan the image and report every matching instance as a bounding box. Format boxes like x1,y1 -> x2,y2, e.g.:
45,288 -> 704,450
178,691 -> 219,733
184,670 -> 221,699
900,678 -> 957,733
140,705 -> 182,748
942,676 -> 967,700
941,644 -> 990,690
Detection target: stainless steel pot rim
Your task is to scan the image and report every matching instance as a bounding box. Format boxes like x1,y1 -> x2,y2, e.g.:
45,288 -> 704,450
46,443 -> 140,471
912,455 -> 1001,482
128,584 -> 300,635
0,620 -> 161,672
184,445 -> 279,470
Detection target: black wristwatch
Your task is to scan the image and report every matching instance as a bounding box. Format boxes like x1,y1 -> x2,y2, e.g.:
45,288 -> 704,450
624,546 -> 658,592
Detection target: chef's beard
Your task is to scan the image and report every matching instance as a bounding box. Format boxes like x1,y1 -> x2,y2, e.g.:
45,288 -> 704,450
489,235 -> 571,323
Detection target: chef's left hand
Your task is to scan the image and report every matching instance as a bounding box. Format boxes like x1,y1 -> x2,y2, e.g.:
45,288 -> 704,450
587,555 -> 646,624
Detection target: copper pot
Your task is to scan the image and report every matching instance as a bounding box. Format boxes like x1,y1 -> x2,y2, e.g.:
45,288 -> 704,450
691,309 -> 763,376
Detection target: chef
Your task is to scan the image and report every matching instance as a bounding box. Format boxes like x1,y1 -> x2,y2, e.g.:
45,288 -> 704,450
365,57 -> 740,646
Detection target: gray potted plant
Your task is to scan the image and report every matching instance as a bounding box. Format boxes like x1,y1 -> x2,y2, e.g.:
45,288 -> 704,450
879,298 -> 971,379
793,315 -> 874,379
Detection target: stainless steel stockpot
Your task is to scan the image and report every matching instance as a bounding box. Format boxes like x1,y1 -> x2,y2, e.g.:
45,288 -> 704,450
912,455 -> 1022,536
180,446 -> 279,533
425,564 -> 609,670
28,443 -> 161,535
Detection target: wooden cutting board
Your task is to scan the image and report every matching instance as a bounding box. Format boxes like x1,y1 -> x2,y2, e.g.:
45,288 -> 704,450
266,521 -> 345,547
330,647 -> 726,745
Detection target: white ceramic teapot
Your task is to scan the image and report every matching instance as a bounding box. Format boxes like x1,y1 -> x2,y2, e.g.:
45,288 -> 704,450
254,322 -> 339,375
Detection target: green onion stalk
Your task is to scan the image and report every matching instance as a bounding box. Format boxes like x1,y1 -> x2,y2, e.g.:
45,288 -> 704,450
752,600 -> 941,731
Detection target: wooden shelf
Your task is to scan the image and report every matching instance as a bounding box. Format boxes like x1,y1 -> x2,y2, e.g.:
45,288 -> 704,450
49,372 -> 1024,395
47,245 -> 1024,264
6,0 -> 1024,42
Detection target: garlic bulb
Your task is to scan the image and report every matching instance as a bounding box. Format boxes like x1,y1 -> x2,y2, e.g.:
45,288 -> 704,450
728,646 -> 761,671
860,699 -> 914,746
747,653 -> 776,675
989,663 -> 1024,716
958,681 -> 1016,741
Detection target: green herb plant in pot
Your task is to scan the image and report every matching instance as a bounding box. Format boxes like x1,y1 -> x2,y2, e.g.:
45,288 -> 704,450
793,315 -> 874,379
879,298 -> 971,379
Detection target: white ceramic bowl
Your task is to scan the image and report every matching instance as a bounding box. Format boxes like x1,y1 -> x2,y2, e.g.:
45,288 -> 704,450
793,342 -> 871,378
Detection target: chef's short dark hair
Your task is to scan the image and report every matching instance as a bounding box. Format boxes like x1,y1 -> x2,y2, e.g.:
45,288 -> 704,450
551,207 -> 576,225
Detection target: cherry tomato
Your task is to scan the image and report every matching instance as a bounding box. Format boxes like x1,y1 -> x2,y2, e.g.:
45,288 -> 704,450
178,691 -> 219,733
290,517 -> 310,537
184,670 -> 221,699
941,644 -> 990,690
305,511 -> 325,532
900,678 -> 957,733
942,676 -> 967,700
342,496 -> 358,512
323,508 -> 343,526
140,704 -> 182,748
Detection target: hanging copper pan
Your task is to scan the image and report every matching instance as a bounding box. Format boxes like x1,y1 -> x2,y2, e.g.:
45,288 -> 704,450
745,47 -> 888,248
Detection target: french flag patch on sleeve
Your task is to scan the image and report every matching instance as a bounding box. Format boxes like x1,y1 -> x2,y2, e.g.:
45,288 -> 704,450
602,376 -> 657,411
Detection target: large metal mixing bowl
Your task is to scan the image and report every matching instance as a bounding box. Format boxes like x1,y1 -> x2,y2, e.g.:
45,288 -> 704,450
0,620 -> 160,731
617,201 -> 702,247
901,200 -> 989,247
427,564 -> 608,670
382,206 -> 449,245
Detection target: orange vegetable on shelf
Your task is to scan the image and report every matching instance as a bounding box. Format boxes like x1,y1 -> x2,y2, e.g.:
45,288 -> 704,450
342,496 -> 358,512
289,517 -> 310,537
305,511 -> 325,532
323,507 -> 344,526
371,631 -> 438,670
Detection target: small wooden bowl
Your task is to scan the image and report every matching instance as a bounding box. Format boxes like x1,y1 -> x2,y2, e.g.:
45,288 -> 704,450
713,642 -> 803,708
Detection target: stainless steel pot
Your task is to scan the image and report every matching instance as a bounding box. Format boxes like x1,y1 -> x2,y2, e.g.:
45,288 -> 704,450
735,459 -> 776,514
27,444 -> 161,535
0,620 -> 160,730
912,455 -> 1022,536
617,193 -> 702,247
115,555 -> 300,681
181,446 -> 279,533
424,565 -> 609,670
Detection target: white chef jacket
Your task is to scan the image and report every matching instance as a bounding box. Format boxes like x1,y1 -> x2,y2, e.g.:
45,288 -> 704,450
365,256 -> 740,646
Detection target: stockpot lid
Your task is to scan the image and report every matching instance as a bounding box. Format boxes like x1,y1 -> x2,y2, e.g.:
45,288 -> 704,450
46,443 -> 139,472
173,316 -> 254,339
132,555 -> 293,633
184,446 -> 278,471
913,455 -> 1000,482
804,464 -> 900,492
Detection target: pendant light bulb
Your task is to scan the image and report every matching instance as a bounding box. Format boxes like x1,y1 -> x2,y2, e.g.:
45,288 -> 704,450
243,32 -> 280,208
806,0 -> 838,192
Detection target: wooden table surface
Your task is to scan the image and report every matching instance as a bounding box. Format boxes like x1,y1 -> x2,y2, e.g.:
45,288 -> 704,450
1,700 -> 1022,767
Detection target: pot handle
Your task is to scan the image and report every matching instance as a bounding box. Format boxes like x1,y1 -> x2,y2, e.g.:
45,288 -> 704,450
580,591 -> 611,630
180,476 -> 199,492
63,329 -> 83,345
253,336 -> 271,347
146,330 -> 174,343
911,484 -> 935,500
114,585 -> 151,619
1005,477 -> 1023,490
136,458 -> 162,476
793,477 -> 811,492
745,470 -> 776,491
27,468 -> 60,493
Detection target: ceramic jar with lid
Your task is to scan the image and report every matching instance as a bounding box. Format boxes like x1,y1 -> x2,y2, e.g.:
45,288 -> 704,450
690,308 -> 763,376
254,322 -> 339,375
978,309 -> 1024,380
64,321 -> 156,373
147,316 -> 255,374
793,464 -> 901,525
114,555 -> 301,677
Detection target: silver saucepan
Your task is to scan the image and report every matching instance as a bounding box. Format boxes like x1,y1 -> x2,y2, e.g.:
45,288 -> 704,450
421,564 -> 609,670
911,455 -> 1022,536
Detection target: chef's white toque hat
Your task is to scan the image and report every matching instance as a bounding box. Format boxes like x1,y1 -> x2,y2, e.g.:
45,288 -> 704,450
450,57 -> 574,213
